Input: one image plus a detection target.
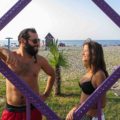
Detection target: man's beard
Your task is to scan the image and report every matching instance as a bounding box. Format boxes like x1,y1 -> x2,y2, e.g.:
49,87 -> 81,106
25,43 -> 38,57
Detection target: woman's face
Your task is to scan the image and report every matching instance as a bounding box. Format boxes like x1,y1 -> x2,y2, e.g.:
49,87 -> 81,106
82,44 -> 90,67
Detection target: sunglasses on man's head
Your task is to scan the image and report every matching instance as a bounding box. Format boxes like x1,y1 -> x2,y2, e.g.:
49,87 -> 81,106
29,38 -> 40,44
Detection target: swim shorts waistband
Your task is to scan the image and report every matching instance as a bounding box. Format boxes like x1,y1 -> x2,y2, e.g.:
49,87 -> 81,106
6,103 -> 35,112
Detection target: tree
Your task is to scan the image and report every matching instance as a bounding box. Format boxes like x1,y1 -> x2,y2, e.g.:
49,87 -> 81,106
48,40 -> 68,95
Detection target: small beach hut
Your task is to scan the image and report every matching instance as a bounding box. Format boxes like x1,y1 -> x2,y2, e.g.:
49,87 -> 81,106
45,33 -> 54,50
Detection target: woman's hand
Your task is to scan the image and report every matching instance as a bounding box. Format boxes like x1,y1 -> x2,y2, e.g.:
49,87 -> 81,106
66,107 -> 77,120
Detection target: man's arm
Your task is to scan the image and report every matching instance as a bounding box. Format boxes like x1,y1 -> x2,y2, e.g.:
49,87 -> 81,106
39,56 -> 55,101
0,47 -> 17,66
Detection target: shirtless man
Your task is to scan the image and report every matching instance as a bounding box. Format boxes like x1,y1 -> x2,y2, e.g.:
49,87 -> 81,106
0,28 -> 55,120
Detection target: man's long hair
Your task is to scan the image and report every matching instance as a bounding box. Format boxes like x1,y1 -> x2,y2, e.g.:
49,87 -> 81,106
18,28 -> 38,63
18,28 -> 37,43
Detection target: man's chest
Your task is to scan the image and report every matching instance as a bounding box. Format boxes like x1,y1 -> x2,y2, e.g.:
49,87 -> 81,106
12,61 -> 41,77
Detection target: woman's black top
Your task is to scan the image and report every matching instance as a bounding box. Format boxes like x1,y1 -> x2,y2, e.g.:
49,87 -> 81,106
79,76 -> 96,95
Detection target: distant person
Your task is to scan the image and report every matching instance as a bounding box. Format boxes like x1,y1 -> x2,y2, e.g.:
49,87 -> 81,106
0,28 -> 55,120
66,39 -> 108,120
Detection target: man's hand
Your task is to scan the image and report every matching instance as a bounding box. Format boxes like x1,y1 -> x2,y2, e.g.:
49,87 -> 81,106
40,93 -> 49,101
1,49 -> 17,66
0,48 -> 7,61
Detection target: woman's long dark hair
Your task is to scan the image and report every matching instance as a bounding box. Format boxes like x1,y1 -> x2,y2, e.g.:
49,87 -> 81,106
83,39 -> 109,77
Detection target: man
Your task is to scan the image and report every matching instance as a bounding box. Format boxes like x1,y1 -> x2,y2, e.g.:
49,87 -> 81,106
0,28 -> 55,120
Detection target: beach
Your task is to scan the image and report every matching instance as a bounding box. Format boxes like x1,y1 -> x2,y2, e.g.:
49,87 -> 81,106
0,45 -> 120,97
38,45 -> 120,95
39,45 -> 120,78
0,45 -> 120,119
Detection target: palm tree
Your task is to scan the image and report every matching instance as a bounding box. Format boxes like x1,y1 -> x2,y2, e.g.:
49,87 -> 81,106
48,40 -> 68,95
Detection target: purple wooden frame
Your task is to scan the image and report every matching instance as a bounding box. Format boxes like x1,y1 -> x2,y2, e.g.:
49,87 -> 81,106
0,0 -> 31,30
92,0 -> 120,28
0,0 -> 120,119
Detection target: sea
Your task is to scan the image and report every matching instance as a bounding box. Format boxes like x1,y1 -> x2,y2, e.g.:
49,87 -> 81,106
0,39 -> 120,47
59,40 -> 120,46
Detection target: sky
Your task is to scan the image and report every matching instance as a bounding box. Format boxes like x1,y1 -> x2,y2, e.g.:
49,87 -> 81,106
0,0 -> 120,41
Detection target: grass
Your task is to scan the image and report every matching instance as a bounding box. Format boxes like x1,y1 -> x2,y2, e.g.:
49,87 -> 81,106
39,79 -> 120,120
0,72 -> 120,120
0,46 -> 120,119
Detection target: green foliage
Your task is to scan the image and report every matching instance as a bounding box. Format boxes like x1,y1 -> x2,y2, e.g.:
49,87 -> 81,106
48,39 -> 68,68
0,76 -> 120,119
39,78 -> 120,120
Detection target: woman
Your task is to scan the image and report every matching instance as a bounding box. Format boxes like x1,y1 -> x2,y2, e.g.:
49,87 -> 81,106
66,39 -> 108,120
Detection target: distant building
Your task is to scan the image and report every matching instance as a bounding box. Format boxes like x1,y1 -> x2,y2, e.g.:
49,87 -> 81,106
45,33 -> 54,50
58,42 -> 66,47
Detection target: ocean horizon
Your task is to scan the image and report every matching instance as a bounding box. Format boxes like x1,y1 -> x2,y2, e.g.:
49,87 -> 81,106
0,39 -> 120,47
59,40 -> 120,46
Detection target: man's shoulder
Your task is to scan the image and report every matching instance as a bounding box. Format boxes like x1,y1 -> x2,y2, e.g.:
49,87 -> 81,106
37,55 -> 48,63
37,55 -> 45,60
37,55 -> 50,68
